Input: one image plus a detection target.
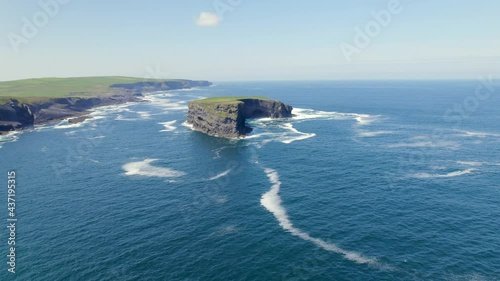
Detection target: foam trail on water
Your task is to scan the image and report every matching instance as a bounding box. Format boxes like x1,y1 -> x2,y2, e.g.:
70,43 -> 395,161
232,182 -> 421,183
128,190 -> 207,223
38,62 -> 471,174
387,141 -> 460,149
181,121 -> 195,130
292,108 -> 380,126
457,161 -> 500,166
357,130 -> 394,138
207,169 -> 232,181
123,159 -> 186,178
52,115 -> 103,129
142,94 -> 188,111
353,114 -> 379,126
115,115 -> 139,121
159,120 -> 177,132
280,123 -> 316,144
457,161 -> 484,166
454,130 -> 500,138
260,168 -> 380,266
0,131 -> 22,149
137,111 -> 152,120
412,169 -> 475,179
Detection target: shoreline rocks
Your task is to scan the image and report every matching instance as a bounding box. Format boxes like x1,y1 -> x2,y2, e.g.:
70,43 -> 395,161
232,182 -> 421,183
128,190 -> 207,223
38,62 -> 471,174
0,80 -> 212,134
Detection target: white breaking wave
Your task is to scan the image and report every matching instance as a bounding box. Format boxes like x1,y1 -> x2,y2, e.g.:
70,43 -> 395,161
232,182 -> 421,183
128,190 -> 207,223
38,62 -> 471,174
457,161 -> 500,167
123,159 -> 186,178
137,111 -> 152,119
53,105 -> 126,130
53,123 -> 83,129
260,168 -> 380,266
292,108 -> 380,126
354,114 -> 378,126
357,130 -> 394,138
280,123 -> 316,144
142,95 -> 188,111
116,110 -> 160,121
0,131 -> 22,149
35,102 -> 137,131
53,121 -> 87,130
207,169 -> 232,181
87,103 -> 136,121
244,132 -> 275,140
244,121 -> 316,145
457,161 -> 484,167
115,115 -> 139,121
159,120 -> 177,132
412,169 -> 475,179
181,121 -> 194,130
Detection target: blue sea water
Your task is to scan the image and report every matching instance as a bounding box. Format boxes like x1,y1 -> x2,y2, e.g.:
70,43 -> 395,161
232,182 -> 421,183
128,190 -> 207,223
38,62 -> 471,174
1,80 -> 499,281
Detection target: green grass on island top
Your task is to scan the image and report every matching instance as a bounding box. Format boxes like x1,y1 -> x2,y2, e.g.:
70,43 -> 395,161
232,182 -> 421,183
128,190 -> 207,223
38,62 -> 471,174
190,96 -> 274,105
0,76 -> 184,104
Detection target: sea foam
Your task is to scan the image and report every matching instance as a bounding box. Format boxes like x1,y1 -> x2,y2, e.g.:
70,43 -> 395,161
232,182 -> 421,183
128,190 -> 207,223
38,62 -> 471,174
260,168 -> 380,266
412,169 -> 475,179
387,141 -> 460,149
0,131 -> 22,149
457,161 -> 500,166
207,169 -> 232,181
454,130 -> 500,138
142,95 -> 188,111
159,120 -> 177,132
292,108 -> 380,126
280,123 -> 316,144
122,159 -> 186,178
181,121 -> 194,130
357,130 -> 394,138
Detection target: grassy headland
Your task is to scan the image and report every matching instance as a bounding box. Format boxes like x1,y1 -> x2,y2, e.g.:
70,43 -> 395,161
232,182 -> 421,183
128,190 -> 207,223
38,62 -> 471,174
0,76 -> 211,133
190,96 -> 273,105
0,76 -> 186,104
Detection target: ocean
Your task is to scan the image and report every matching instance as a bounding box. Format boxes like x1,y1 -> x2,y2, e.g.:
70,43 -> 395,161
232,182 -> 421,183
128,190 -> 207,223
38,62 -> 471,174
1,81 -> 499,280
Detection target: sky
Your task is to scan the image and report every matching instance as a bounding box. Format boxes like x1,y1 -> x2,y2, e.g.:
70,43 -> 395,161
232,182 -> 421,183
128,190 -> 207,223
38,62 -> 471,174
0,0 -> 499,81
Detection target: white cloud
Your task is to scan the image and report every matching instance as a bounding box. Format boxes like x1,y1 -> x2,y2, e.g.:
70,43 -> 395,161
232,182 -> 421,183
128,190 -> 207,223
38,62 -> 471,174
196,12 -> 221,27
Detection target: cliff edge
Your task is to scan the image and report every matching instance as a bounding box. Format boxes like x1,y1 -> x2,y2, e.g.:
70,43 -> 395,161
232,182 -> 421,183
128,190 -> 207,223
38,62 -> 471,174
187,97 -> 293,138
0,78 -> 212,134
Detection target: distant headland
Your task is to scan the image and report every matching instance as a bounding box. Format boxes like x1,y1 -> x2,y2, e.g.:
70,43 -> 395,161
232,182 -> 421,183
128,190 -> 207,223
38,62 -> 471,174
187,96 -> 293,138
0,77 -> 212,134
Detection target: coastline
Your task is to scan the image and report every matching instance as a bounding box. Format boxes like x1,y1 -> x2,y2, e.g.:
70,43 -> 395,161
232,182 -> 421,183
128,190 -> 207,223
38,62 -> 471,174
0,79 -> 212,135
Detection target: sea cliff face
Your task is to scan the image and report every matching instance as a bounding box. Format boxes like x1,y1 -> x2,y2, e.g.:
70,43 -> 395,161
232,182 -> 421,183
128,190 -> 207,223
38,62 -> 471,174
0,80 -> 212,133
187,98 -> 293,138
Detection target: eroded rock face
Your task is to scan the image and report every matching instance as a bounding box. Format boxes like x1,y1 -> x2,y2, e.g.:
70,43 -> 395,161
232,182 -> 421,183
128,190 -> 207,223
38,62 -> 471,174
239,98 -> 293,119
187,98 -> 293,138
0,80 -> 212,133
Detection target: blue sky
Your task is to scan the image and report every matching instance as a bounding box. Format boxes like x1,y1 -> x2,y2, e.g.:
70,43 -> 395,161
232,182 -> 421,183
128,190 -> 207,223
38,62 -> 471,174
1,0 -> 499,81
